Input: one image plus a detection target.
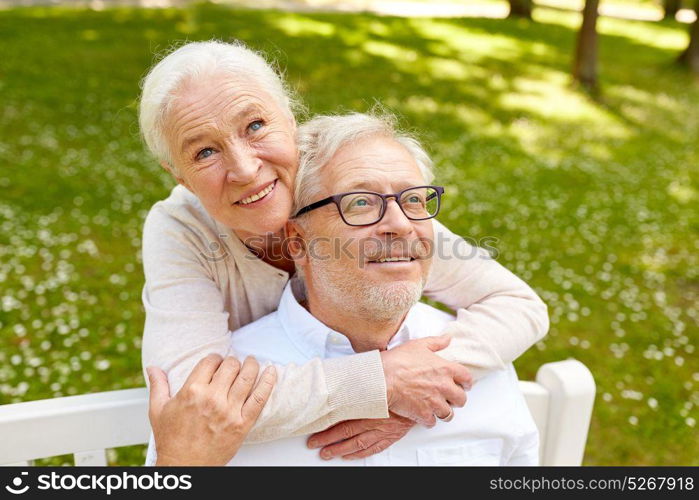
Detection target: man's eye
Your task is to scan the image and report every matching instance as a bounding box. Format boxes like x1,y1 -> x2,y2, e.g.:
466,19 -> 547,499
349,196 -> 376,209
402,191 -> 426,204
248,120 -> 264,132
196,148 -> 215,161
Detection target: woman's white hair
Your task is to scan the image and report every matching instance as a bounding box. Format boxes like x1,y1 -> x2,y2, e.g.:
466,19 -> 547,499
294,112 -> 435,215
139,40 -> 301,167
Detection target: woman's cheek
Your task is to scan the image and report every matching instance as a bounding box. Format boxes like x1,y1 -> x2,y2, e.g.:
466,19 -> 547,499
259,130 -> 297,157
193,168 -> 226,204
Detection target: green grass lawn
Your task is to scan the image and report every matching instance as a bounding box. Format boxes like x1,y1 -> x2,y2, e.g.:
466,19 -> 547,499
0,2 -> 697,465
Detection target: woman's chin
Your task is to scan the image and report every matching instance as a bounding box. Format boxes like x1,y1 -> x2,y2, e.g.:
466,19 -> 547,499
212,188 -> 293,236
232,208 -> 290,237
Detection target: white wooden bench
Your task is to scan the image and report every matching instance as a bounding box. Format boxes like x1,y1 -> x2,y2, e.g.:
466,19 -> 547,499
0,359 -> 595,466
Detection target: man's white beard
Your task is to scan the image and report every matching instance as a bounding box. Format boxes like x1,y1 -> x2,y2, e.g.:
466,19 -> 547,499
310,258 -> 425,322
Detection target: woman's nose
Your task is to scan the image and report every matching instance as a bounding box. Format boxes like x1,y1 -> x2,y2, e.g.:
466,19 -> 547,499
224,146 -> 262,184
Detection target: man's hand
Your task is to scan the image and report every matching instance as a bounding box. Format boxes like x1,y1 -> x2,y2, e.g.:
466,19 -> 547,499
305,336 -> 471,460
147,354 -> 276,466
307,412 -> 414,460
381,335 -> 471,427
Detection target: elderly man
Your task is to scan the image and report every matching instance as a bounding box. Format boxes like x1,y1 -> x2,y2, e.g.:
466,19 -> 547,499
222,112 -> 540,466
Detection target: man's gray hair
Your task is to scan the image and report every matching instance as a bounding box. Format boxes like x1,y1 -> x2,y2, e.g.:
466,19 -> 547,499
294,112 -> 435,215
139,40 -> 301,167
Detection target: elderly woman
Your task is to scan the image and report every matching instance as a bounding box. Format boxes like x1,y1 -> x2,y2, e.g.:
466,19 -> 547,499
139,40 -> 548,465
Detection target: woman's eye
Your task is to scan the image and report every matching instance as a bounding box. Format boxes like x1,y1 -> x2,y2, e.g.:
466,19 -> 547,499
248,120 -> 264,132
196,148 -> 215,161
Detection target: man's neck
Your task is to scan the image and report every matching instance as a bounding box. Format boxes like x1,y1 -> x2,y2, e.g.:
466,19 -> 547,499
304,295 -> 407,353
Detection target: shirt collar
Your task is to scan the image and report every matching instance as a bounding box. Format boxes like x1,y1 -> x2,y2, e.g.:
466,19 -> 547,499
277,279 -> 422,358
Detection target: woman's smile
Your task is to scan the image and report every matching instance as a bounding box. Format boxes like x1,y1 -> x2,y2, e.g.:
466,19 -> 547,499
235,179 -> 278,207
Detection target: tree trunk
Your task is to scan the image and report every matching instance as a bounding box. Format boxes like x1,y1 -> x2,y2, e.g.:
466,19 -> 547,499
508,0 -> 532,19
678,5 -> 699,74
664,0 -> 682,20
573,0 -> 600,92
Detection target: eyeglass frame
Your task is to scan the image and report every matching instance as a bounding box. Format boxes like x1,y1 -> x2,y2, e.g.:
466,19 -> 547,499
292,185 -> 445,227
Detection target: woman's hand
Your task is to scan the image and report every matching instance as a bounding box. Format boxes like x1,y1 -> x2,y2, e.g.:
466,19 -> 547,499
147,354 -> 276,466
307,412 -> 415,460
381,335 -> 471,427
305,336 -> 471,460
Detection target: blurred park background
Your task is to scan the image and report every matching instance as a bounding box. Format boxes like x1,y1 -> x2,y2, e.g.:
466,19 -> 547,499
0,0 -> 697,465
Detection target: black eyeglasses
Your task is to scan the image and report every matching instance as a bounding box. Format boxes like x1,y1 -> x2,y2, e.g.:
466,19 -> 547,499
293,185 -> 444,227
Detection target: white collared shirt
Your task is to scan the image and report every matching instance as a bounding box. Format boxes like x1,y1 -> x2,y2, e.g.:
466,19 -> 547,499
228,281 -> 540,466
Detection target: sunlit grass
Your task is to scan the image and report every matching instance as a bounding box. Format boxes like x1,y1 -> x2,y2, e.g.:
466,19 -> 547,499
0,2 -> 697,466
272,15 -> 337,36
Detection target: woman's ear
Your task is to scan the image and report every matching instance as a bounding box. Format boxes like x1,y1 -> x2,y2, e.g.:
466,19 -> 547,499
288,114 -> 298,136
161,161 -> 189,189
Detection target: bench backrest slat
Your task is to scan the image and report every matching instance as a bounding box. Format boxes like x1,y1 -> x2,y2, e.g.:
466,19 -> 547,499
0,360 -> 594,466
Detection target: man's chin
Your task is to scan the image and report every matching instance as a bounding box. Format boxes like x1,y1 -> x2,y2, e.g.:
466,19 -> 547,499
367,278 -> 422,289
358,280 -> 424,319
364,274 -> 426,294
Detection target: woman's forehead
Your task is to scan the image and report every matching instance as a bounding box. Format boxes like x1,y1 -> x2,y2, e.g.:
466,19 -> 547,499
169,74 -> 274,123
165,75 -> 279,142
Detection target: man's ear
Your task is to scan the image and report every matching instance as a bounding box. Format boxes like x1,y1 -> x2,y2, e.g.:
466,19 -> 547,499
160,160 -> 189,189
285,219 -> 308,268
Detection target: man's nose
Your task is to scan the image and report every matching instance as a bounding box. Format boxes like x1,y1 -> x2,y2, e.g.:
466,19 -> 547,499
375,198 -> 414,237
223,143 -> 262,184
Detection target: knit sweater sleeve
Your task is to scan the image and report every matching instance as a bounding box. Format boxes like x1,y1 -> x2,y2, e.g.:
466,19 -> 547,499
423,220 -> 549,380
140,203 -> 388,444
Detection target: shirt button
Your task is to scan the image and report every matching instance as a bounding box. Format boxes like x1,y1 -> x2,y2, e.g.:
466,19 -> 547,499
329,335 -> 343,345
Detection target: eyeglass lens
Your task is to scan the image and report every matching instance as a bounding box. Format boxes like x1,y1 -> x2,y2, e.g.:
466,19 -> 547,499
339,187 -> 439,225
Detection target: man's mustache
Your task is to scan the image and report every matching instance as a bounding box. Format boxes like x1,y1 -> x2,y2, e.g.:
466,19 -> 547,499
362,238 -> 433,261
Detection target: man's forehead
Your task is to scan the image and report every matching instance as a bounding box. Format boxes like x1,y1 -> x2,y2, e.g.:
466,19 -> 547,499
323,137 -> 424,191
332,137 -> 411,162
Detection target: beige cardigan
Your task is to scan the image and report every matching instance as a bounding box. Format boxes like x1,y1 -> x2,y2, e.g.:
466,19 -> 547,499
141,185 -> 548,442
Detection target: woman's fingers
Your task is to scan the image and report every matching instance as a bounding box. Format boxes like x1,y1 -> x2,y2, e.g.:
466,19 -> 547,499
241,365 -> 277,421
340,439 -> 395,460
210,356 -> 241,394
146,366 -> 170,421
316,429 -> 384,460
310,413 -> 414,460
433,398 -> 453,422
444,383 -> 467,408
183,353 -> 224,387
453,365 -> 473,390
227,357 -> 260,406
307,419 -> 372,449
424,334 -> 451,352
